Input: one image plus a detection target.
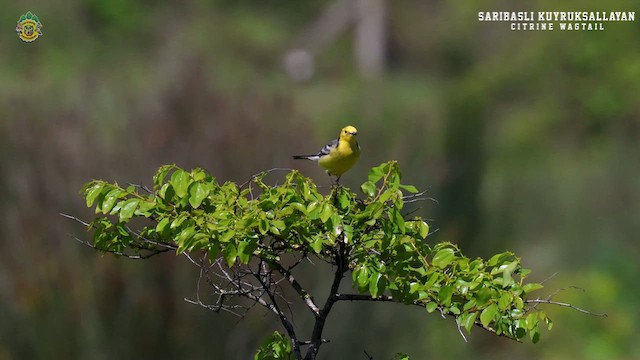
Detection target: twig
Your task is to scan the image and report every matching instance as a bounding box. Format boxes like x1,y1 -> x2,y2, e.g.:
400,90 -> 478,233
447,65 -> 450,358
525,299 -> 607,317
272,262 -> 320,316
239,168 -> 296,189
297,339 -> 330,346
455,317 -> 468,342
401,207 -> 422,218
539,271 -> 559,285
71,236 -> 170,259
127,183 -> 154,194
60,213 -> 90,227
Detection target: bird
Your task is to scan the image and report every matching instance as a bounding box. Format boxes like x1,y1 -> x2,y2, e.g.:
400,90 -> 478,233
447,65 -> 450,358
293,125 -> 360,183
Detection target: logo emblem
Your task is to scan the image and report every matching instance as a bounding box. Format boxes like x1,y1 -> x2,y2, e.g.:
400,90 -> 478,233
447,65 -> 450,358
16,11 -> 43,42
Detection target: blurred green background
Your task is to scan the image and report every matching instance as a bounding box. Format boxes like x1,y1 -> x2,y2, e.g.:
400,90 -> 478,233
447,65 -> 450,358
2,0 -> 639,359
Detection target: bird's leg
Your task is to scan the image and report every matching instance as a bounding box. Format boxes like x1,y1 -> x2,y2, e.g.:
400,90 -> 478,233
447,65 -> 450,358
335,176 -> 341,185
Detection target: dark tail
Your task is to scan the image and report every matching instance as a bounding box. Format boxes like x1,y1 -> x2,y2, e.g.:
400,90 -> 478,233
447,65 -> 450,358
293,155 -> 313,160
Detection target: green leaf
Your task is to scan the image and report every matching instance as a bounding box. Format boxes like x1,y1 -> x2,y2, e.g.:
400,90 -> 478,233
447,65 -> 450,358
425,302 -> 438,313
176,226 -> 196,254
219,230 -> 236,243
258,219 -> 269,235
399,184 -> 418,193
171,170 -> 190,198
337,190 -> 350,209
360,181 -> 376,197
522,283 -> 544,294
501,260 -> 519,288
475,287 -> 492,306
357,266 -> 370,287
170,214 -> 187,229
369,272 -> 382,298
224,243 -> 237,267
155,217 -> 171,235
306,201 -> 319,217
388,208 -> 405,233
100,188 -> 122,214
480,303 -> 498,327
378,189 -> 393,204
189,182 -> 210,208
154,165 -> 175,188
530,328 -> 540,344
85,183 -> 104,207
237,241 -> 251,264
417,221 -> 429,239
459,312 -> 478,333
191,168 -> 206,181
497,292 -> 512,311
368,164 -> 386,183
289,202 -> 307,215
271,220 -> 286,230
135,200 -> 155,216
119,198 -> 139,222
254,331 -> 293,360
463,299 -> 476,311
311,236 -> 323,253
438,285 -> 453,306
432,247 -> 455,268
392,353 -> 411,360
320,204 -> 333,223
488,252 -> 513,267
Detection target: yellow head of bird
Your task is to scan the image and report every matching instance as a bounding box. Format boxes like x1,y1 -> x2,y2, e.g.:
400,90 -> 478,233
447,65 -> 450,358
340,125 -> 358,141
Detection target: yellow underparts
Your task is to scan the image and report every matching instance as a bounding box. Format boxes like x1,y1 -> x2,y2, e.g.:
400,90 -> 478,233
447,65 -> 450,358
318,139 -> 360,177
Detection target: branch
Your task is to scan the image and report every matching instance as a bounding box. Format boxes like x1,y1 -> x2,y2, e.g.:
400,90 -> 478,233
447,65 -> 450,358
60,213 -> 90,227
335,293 -> 520,342
525,285 -> 607,317
127,183 -> 154,195
334,293 -> 397,302
61,213 -> 176,258
252,260 -> 303,359
71,236 -> 171,259
401,190 -> 439,205
298,339 -> 330,346
525,299 -> 607,317
238,168 -> 296,189
304,239 -> 348,360
455,317 -> 468,342
272,262 -> 321,316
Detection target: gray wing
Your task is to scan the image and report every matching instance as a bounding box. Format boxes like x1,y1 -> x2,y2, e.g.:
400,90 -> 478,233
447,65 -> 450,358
318,138 -> 339,157
292,138 -> 339,161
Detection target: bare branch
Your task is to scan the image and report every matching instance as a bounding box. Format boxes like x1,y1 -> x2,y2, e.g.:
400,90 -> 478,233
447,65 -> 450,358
525,299 -> 607,317
127,183 -> 154,194
335,293 -> 396,302
455,317 -> 468,342
540,271 -> 559,285
272,262 -> 320,316
60,213 -> 90,227
401,190 -> 438,204
238,168 -> 296,189
298,339 -> 330,346
304,239 -> 348,360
